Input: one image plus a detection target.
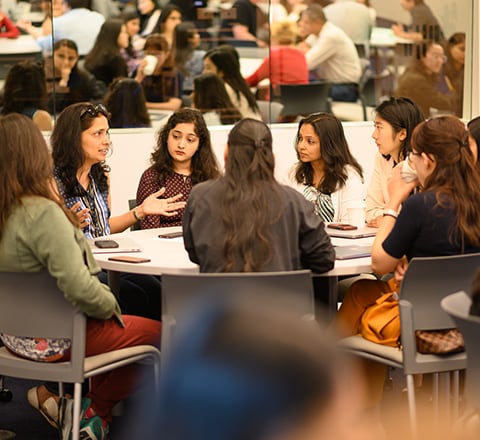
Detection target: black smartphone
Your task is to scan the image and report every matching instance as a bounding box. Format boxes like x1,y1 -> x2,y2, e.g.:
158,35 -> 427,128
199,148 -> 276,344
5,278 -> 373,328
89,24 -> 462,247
158,231 -> 183,239
94,239 -> 119,248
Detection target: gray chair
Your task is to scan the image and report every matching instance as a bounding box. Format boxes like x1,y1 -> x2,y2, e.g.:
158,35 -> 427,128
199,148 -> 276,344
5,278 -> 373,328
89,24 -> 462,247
338,253 -> 480,435
279,82 -> 333,120
441,291 -> 480,412
256,100 -> 284,123
0,271 -> 161,440
161,270 -> 315,363
128,199 -> 140,231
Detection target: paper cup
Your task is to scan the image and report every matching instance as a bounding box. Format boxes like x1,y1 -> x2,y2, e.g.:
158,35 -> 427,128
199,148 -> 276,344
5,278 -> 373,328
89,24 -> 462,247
347,202 -> 366,228
143,55 -> 158,76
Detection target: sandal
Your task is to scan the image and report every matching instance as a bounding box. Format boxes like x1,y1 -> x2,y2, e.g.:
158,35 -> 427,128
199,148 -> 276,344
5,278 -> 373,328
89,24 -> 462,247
26,386 -> 59,428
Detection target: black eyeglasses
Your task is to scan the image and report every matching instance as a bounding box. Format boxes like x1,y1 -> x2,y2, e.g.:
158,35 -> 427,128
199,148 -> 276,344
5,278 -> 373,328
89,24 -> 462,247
80,104 -> 109,119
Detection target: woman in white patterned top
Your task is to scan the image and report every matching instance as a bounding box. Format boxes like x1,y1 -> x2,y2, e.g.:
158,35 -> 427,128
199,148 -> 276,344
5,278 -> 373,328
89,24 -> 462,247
290,112 -> 365,223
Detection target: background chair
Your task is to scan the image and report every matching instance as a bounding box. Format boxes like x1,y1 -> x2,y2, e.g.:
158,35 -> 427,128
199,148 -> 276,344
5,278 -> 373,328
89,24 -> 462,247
279,82 -> 333,121
338,253 -> 480,435
161,270 -> 314,363
256,100 -> 284,123
441,291 -> 480,413
0,271 -> 161,440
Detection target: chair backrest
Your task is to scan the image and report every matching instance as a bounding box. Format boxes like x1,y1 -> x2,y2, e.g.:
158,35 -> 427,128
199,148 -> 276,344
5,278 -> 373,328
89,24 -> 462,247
279,82 -> 332,118
257,100 -> 284,123
441,291 -> 480,411
161,270 -> 314,359
399,253 -> 480,369
0,271 -> 86,382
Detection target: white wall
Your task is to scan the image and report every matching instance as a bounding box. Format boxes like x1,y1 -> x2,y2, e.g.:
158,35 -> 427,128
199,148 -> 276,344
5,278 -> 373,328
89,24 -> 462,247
107,122 -> 376,216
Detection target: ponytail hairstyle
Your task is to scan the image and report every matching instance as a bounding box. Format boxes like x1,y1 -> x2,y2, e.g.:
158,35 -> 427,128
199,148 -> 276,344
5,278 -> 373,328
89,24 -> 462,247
411,115 -> 480,247
221,119 -> 283,272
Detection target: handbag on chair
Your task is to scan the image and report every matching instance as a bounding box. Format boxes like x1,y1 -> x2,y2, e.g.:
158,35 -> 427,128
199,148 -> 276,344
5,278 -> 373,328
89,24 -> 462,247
359,278 -> 401,348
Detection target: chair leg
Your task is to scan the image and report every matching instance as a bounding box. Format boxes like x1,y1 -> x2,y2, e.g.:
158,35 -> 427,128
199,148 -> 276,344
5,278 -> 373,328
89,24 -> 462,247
59,382 -> 64,397
406,374 -> 417,438
452,370 -> 459,420
72,382 -> 82,440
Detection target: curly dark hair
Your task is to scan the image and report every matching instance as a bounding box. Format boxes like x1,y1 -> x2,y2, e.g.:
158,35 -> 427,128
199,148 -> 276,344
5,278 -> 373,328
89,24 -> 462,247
51,102 -> 111,197
151,108 -> 220,184
294,112 -> 363,194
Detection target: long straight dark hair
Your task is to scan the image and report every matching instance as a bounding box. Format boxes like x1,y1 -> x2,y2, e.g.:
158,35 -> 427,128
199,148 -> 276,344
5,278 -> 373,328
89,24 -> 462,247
221,119 -> 283,272
294,113 -> 363,194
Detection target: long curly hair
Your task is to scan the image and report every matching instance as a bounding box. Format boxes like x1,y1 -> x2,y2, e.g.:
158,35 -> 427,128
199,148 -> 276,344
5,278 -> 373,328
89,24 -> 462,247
411,115 -> 480,247
151,108 -> 220,184
221,119 -> 284,272
51,102 -> 111,197
294,113 -> 363,194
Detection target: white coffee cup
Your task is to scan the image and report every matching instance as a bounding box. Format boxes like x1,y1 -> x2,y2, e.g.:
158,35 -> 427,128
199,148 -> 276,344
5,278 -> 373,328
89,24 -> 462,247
347,201 -> 366,228
143,55 -> 158,76
400,159 -> 418,183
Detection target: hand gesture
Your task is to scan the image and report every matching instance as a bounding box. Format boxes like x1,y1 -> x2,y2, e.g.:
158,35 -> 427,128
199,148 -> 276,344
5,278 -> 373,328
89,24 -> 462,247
387,165 -> 418,208
71,201 -> 91,229
141,188 -> 186,217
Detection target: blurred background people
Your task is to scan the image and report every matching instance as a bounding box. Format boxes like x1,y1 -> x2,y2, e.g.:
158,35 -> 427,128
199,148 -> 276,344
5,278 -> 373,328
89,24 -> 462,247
120,10 -> 143,76
443,32 -> 465,117
395,40 -> 455,117
45,39 -> 105,114
136,0 -> 162,49
105,77 -> 151,128
296,4 -> 362,103
16,0 -> 64,39
246,20 -> 308,101
84,18 -> 129,91
203,46 -> 261,120
192,73 -> 242,125
36,0 -> 105,56
153,3 -> 182,49
1,61 -> 52,131
392,0 -> 445,43
0,7 -> 19,37
135,33 -> 183,111
174,21 -> 205,96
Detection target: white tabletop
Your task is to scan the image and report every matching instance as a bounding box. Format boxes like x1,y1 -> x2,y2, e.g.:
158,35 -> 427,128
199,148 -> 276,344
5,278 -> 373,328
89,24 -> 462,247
369,26 -> 412,48
92,226 -> 374,277
0,35 -> 42,55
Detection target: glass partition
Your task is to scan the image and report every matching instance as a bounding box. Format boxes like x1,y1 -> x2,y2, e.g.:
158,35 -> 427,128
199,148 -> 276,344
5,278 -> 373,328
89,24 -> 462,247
3,0 -> 476,125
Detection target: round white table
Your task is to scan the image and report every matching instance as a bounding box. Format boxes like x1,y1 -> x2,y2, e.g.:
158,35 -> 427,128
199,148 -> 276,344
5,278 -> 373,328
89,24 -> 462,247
91,226 -> 375,318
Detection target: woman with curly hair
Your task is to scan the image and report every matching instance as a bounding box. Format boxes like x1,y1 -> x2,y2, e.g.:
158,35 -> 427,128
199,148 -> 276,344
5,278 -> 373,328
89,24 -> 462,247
136,108 -> 221,229
51,102 -> 185,320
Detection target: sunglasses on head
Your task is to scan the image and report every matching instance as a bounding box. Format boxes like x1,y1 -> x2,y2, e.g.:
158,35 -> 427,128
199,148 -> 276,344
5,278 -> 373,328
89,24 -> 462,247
80,104 -> 109,119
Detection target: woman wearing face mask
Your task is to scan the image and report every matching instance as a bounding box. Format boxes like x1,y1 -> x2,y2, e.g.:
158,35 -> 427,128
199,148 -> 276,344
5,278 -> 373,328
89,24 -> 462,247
44,39 -> 105,114
395,40 -> 455,117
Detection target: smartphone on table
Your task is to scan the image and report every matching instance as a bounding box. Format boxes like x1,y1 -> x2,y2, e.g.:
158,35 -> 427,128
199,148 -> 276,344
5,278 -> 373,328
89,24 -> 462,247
94,240 -> 119,248
108,256 -> 151,264
327,223 -> 358,231
158,231 -> 183,239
